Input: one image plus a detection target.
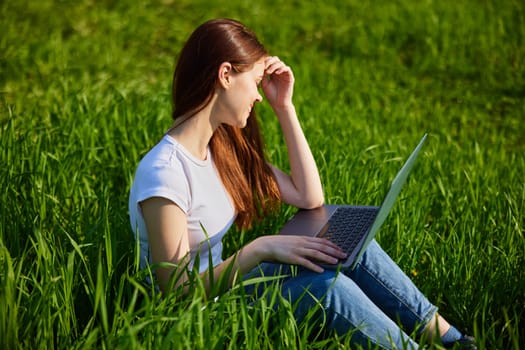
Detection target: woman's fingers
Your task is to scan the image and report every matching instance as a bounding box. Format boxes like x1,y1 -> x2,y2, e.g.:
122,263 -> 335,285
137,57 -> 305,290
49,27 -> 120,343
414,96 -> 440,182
305,237 -> 347,259
264,56 -> 284,74
288,246 -> 339,273
273,236 -> 347,272
294,256 -> 325,273
261,55 -> 295,110
300,248 -> 339,264
264,56 -> 293,79
299,244 -> 345,264
258,234 -> 348,273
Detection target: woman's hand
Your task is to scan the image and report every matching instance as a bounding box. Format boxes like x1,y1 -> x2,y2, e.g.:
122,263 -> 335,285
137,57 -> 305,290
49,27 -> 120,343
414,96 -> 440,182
261,56 -> 294,111
251,235 -> 347,273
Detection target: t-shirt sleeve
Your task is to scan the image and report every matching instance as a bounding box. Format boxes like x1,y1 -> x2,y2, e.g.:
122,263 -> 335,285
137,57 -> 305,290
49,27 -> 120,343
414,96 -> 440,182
133,161 -> 190,214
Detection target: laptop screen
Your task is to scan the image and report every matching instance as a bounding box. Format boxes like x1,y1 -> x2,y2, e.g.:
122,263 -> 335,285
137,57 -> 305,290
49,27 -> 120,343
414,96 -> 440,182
353,133 -> 428,263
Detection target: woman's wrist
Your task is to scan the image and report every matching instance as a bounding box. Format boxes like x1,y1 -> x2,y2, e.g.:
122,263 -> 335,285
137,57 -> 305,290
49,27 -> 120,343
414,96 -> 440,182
246,236 -> 272,265
272,103 -> 296,118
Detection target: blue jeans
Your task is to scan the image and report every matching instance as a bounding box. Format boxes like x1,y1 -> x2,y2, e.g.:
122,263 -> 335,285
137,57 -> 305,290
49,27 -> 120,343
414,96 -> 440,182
242,240 -> 438,349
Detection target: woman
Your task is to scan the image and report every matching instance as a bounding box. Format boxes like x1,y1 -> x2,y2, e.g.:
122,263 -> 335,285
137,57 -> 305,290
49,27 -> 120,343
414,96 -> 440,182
129,18 -> 476,349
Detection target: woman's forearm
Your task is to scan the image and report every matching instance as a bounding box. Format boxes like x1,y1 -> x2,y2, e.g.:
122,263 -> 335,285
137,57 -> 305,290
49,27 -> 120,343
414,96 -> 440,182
273,104 -> 324,208
177,233 -> 347,296
172,236 -> 268,295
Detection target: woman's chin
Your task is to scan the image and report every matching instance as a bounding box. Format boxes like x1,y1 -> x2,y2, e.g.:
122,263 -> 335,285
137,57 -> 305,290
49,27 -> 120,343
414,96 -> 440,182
223,115 -> 250,128
238,116 -> 250,128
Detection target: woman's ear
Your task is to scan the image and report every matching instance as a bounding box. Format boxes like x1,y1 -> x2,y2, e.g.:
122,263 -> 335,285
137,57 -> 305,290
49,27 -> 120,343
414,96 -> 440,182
217,62 -> 233,89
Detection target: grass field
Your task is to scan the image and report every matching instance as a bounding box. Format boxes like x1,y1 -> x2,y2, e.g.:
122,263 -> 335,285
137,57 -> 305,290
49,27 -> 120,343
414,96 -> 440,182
1,0 -> 524,349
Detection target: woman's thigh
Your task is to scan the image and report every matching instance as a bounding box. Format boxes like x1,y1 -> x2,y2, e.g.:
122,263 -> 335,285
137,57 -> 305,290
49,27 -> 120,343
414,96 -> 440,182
243,263 -> 418,349
346,239 -> 438,335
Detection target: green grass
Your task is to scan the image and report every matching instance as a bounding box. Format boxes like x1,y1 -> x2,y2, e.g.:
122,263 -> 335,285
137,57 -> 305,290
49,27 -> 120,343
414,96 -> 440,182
1,0 -> 524,348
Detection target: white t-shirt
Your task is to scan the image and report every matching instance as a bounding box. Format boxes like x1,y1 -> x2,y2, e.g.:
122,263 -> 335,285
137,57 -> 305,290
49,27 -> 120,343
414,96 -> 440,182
128,134 -> 236,274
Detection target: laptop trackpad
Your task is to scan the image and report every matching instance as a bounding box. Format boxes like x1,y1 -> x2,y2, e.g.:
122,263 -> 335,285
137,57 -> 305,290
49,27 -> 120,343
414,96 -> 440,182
279,205 -> 337,237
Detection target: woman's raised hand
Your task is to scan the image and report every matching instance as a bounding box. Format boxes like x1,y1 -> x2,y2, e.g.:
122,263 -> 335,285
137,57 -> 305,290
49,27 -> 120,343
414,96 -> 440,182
261,56 -> 294,111
252,235 -> 348,273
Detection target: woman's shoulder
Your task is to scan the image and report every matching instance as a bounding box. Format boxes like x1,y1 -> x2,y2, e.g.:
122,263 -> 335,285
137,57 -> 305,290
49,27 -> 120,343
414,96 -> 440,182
133,136 -> 185,185
129,135 -> 195,218
138,135 -> 177,166
139,134 -> 208,170
131,135 -> 191,205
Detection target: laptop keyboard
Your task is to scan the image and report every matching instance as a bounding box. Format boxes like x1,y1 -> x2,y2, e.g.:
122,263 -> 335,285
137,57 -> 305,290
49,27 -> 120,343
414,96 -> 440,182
322,206 -> 379,252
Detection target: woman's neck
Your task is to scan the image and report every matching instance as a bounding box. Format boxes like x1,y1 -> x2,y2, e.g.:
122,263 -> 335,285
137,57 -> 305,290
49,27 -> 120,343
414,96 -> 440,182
168,109 -> 216,161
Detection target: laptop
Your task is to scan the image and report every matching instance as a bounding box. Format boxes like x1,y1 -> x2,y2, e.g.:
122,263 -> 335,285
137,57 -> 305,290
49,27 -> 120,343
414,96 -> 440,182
279,133 -> 428,270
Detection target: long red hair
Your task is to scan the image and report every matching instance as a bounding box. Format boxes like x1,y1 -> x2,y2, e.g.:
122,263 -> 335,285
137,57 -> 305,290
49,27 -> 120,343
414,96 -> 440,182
172,18 -> 281,229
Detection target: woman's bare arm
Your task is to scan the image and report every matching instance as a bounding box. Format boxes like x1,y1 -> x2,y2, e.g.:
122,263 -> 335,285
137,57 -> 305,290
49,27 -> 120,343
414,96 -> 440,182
262,56 -> 324,209
141,197 -> 345,294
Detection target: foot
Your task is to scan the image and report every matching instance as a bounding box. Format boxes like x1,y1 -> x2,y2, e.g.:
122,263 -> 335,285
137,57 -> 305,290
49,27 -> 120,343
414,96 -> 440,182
443,334 -> 477,349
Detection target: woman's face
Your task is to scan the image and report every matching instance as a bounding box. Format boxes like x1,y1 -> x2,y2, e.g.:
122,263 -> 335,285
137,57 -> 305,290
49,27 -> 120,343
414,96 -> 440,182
216,58 -> 265,128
